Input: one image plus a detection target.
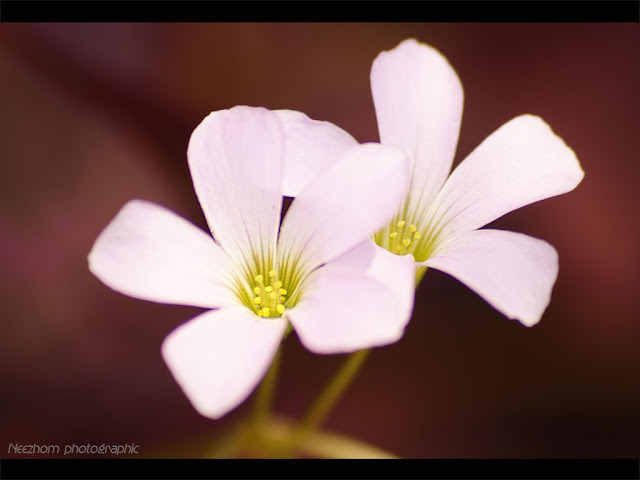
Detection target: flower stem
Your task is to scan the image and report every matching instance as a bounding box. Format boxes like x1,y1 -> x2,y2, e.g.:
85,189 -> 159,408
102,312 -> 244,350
204,414 -> 398,459
289,348 -> 371,452
252,347 -> 281,438
265,415 -> 398,458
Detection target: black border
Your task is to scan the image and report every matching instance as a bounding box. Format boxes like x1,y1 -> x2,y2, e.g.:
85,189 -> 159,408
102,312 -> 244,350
1,458 -> 640,480
0,0 -> 639,22
0,2 -> 638,479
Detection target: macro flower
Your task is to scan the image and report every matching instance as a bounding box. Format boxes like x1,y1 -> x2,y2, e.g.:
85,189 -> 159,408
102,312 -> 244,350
291,39 -> 585,327
88,106 -> 414,419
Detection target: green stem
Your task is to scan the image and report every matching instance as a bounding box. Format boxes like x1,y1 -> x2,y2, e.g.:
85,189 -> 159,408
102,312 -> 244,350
266,415 -> 398,459
289,348 -> 371,451
204,415 -> 398,459
252,347 -> 281,439
415,266 -> 428,285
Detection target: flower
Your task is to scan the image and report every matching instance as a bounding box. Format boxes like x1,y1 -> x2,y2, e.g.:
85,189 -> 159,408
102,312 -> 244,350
289,39 -> 585,327
88,106 -> 415,419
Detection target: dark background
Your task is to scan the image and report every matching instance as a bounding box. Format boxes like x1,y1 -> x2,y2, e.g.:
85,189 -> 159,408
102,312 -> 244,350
0,23 -> 638,458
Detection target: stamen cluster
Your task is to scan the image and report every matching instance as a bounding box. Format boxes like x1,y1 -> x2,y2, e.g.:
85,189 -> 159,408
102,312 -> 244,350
251,270 -> 288,318
386,219 -> 422,256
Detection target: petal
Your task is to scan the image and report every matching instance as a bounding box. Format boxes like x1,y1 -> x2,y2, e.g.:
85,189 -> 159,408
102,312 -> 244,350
162,306 -> 287,419
275,109 -> 359,197
278,143 -> 409,277
423,229 -> 559,327
332,240 -> 417,325
188,106 -> 284,268
88,200 -> 235,308
430,115 -> 585,238
286,249 -> 415,354
371,38 -> 463,215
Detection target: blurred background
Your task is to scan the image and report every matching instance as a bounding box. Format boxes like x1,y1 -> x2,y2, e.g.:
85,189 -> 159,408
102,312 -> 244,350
0,23 -> 638,458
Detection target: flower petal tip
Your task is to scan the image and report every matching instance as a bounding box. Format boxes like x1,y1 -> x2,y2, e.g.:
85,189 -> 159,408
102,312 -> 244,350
515,114 -> 585,189
160,309 -> 287,420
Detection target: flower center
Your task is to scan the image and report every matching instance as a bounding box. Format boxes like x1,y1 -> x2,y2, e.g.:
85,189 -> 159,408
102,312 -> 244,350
250,269 -> 288,318
232,254 -> 306,319
374,213 -> 445,262
380,219 -> 422,256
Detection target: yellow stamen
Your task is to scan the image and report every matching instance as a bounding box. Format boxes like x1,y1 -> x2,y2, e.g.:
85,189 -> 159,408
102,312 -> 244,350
247,269 -> 290,319
409,224 -> 417,232
390,232 -> 398,238
397,220 -> 406,228
414,232 -> 422,240
402,238 -> 411,247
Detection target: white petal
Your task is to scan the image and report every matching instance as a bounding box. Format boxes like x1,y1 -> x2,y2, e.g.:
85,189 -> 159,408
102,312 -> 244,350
275,109 -> 359,197
332,240 -> 416,325
162,307 -> 287,419
88,200 -> 235,308
287,251 -> 415,354
423,229 -> 559,327
188,106 -> 284,268
371,38 -> 463,214
278,143 -> 408,277
430,115 -> 584,238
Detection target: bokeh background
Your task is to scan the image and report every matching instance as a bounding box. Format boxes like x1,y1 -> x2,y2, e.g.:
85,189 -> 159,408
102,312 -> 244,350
1,23 -> 638,458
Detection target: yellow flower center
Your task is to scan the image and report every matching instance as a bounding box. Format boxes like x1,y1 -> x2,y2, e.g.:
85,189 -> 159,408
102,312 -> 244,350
377,219 -> 423,256
231,253 -> 306,319
250,270 -> 288,318
373,207 -> 448,263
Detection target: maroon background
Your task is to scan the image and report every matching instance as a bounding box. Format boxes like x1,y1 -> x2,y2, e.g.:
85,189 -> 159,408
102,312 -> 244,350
1,23 -> 639,458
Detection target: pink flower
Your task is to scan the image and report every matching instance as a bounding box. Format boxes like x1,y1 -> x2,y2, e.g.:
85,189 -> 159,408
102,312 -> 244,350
88,106 -> 414,418
289,39 -> 585,327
